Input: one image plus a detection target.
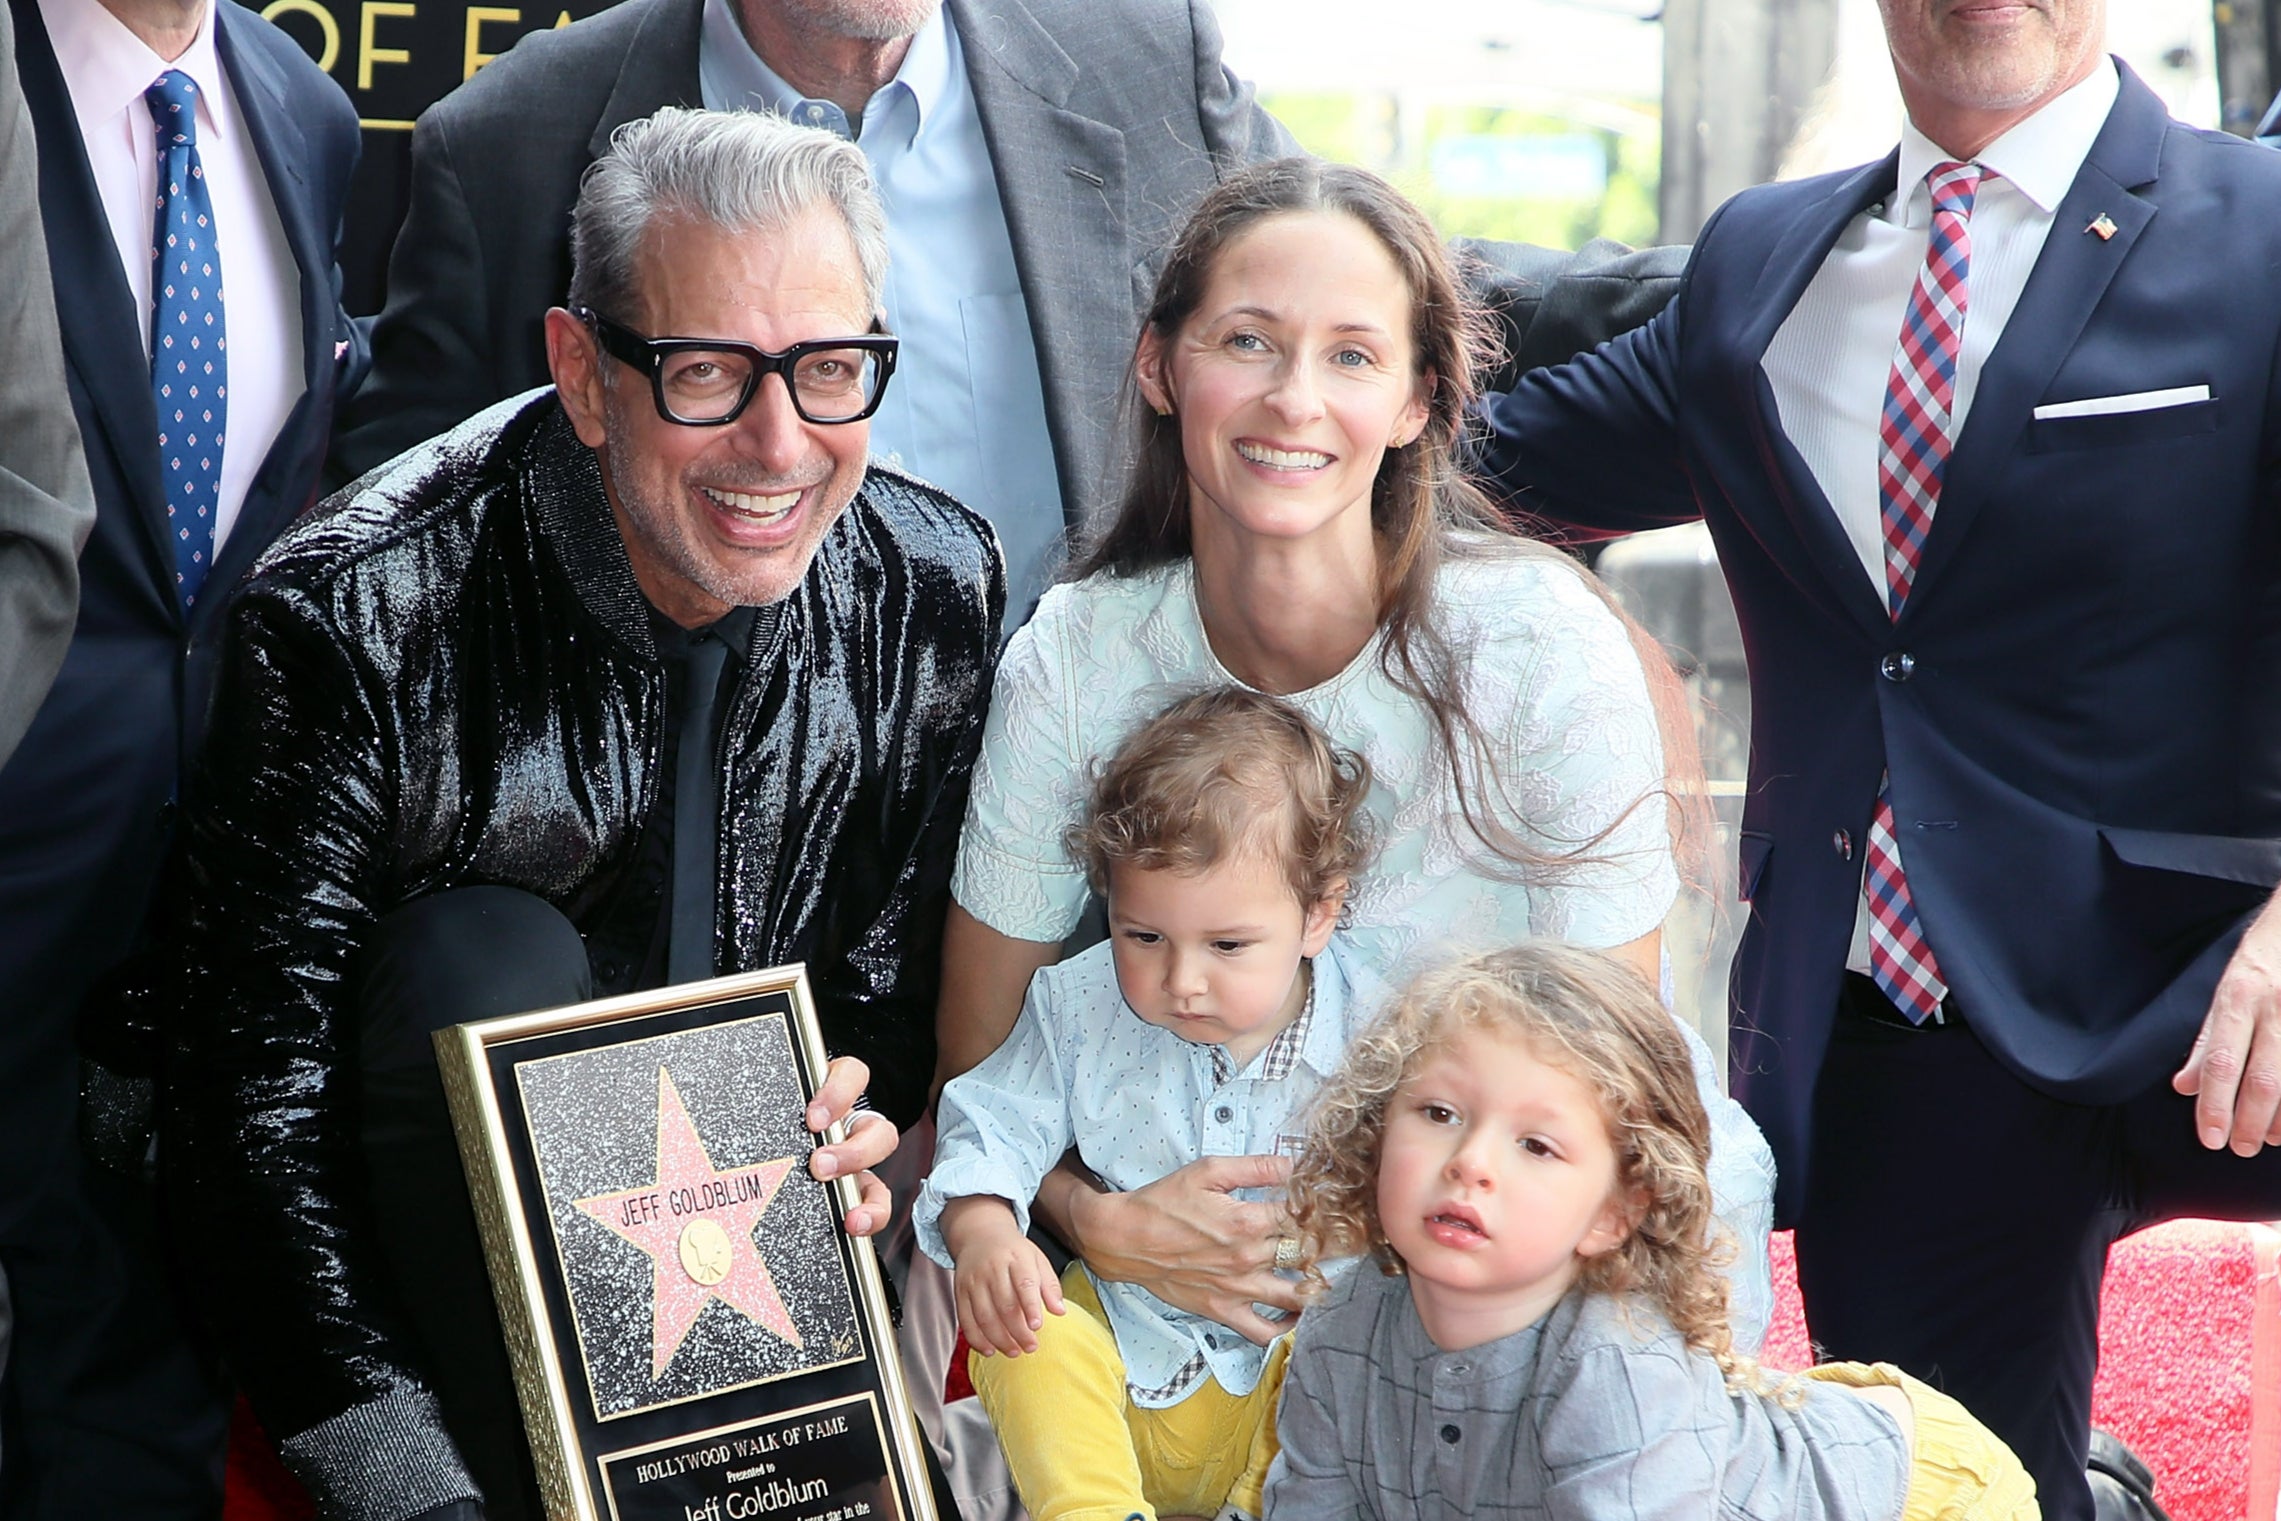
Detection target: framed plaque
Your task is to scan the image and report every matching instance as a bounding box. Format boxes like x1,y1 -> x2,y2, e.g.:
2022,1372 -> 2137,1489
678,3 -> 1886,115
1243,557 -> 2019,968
435,965 -> 937,1521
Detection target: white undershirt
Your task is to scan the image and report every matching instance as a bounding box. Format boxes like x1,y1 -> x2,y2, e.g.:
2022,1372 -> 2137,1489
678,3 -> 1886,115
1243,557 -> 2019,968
37,0 -> 304,555
1758,60 -> 2118,976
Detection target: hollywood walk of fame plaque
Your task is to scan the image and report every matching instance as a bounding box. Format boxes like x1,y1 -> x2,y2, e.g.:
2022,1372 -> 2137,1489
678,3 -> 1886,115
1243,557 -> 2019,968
436,966 -> 935,1521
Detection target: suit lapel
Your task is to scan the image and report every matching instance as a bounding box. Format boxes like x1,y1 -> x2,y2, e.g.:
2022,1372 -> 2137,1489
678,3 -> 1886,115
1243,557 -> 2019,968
586,0 -> 706,160
1737,156 -> 1902,638
1907,65 -> 2166,613
950,0 -> 1128,524
10,0 -> 176,608
216,4 -> 317,391
199,2 -> 324,617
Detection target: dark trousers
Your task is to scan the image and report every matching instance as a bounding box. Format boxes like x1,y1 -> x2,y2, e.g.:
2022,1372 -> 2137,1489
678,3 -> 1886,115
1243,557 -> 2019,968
1794,974 -> 2281,1521
0,995 -> 227,1521
357,886 -> 594,1521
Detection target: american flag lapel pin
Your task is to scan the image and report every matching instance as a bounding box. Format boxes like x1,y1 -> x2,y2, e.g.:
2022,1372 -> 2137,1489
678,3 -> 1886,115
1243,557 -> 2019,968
2087,213 -> 2118,240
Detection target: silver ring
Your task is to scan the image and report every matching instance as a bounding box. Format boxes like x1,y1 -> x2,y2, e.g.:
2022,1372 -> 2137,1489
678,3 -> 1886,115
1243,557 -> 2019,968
1272,1235 -> 1301,1271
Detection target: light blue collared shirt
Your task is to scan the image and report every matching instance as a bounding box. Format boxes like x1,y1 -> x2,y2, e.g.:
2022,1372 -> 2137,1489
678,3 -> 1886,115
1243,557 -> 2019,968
918,935 -> 1388,1407
700,0 -> 1063,625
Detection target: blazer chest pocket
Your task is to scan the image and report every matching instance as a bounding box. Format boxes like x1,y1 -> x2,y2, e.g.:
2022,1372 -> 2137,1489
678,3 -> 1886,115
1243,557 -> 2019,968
2024,393 -> 2220,453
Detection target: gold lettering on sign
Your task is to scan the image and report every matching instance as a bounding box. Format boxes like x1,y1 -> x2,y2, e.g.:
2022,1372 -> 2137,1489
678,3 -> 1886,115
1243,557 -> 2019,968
358,1 -> 416,91
260,0 -> 340,72
463,6 -> 521,79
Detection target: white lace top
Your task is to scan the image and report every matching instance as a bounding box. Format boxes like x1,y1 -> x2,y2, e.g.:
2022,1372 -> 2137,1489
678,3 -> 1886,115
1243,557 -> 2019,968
952,552 -> 1679,973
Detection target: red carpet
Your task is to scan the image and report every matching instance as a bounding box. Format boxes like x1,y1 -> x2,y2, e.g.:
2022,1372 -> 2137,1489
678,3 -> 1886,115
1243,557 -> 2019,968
1762,1223 -> 2279,1521
227,1222 -> 2279,1520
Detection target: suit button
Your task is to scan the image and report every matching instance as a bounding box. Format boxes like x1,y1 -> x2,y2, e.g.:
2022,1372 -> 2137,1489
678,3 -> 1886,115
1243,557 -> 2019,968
1832,829 -> 1852,860
156,799 -> 179,833
1880,651 -> 1916,682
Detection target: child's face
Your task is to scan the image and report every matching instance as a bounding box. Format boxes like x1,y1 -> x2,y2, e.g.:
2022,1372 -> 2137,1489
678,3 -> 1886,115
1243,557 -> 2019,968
1106,850 -> 1339,1066
1375,1027 -> 1634,1349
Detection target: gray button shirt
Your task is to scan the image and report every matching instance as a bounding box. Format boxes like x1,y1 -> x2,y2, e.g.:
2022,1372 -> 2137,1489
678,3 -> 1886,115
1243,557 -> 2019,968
1267,1267 -> 1910,1520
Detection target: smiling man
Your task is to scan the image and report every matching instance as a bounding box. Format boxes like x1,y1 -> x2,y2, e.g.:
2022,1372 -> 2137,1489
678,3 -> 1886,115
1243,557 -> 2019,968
159,107 -> 1002,1520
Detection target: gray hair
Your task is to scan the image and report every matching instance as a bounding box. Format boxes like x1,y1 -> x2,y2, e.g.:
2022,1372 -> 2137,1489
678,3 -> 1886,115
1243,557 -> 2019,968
568,106 -> 889,324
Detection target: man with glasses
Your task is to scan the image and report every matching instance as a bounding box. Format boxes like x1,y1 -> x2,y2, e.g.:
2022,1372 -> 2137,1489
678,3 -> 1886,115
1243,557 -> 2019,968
159,107 -> 1000,1521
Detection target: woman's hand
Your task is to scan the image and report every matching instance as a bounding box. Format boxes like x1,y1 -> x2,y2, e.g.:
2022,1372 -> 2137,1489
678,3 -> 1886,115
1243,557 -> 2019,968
943,1196 -> 1066,1357
805,1055 -> 896,1237
1046,1154 -> 1303,1345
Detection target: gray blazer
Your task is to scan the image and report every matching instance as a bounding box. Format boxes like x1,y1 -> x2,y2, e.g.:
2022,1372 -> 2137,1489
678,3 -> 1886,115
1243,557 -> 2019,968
0,0 -> 93,772
330,0 -> 1299,520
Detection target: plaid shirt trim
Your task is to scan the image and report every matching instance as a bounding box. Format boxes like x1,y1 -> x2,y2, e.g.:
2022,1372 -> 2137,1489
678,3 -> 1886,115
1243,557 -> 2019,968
1126,1347 -> 1209,1404
1211,970 -> 1318,1088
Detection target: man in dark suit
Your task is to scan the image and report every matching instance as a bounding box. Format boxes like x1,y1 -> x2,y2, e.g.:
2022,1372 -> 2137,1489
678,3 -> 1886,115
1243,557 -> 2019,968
1475,1 -> 2281,1516
328,0 -> 1682,620
0,0 -> 362,1509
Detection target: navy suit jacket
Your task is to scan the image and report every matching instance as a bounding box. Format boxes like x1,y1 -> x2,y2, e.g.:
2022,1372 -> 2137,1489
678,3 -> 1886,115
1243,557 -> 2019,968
1478,65 -> 2281,1222
0,0 -> 363,1030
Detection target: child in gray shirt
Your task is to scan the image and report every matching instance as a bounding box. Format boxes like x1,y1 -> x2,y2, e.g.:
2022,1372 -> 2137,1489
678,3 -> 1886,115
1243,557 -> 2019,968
1267,943 -> 2039,1520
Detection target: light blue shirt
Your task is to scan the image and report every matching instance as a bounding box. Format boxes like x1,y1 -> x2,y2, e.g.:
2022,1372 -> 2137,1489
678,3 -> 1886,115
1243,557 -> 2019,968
918,936 -> 1387,1408
700,0 -> 1063,626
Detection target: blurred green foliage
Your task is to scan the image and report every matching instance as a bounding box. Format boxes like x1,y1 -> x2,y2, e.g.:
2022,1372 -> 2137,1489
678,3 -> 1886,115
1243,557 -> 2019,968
1260,93 -> 1660,248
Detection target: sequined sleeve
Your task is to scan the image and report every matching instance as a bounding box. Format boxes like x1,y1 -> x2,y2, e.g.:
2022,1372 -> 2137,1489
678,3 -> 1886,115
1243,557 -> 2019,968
163,578 -> 479,1511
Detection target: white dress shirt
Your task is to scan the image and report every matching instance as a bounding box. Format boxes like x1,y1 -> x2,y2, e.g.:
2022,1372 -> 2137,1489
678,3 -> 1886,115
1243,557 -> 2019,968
36,0 -> 303,558
1760,60 -> 2119,977
699,0 -> 1063,625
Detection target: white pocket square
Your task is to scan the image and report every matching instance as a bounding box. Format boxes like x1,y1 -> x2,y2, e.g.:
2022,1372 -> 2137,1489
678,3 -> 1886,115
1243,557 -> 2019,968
2033,384 -> 2211,420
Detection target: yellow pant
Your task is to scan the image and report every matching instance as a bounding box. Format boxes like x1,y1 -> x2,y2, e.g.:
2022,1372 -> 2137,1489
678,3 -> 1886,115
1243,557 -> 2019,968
968,1263 -> 1291,1521
1804,1363 -> 2042,1520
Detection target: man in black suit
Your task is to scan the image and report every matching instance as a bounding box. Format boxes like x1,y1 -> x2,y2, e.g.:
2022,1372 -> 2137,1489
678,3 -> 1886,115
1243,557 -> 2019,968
0,0 -> 362,1509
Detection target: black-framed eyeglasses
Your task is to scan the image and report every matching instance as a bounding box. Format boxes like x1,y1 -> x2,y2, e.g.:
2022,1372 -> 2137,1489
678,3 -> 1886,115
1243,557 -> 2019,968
575,306 -> 898,426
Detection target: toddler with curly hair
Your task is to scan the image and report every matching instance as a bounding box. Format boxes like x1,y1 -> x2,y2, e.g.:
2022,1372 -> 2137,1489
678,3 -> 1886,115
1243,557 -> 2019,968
1269,942 -> 2038,1519
917,686 -> 1384,1521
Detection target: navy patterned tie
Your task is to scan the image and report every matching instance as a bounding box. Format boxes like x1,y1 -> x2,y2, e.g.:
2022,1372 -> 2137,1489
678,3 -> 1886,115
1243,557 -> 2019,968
145,70 -> 227,610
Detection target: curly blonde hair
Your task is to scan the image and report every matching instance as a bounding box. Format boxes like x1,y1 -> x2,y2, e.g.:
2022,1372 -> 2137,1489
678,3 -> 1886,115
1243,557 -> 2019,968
1288,943 -> 1748,1379
1066,687 -> 1375,912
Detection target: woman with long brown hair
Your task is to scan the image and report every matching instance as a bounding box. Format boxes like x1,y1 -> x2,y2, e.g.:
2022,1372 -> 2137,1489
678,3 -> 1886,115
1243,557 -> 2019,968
934,156 -> 1773,1350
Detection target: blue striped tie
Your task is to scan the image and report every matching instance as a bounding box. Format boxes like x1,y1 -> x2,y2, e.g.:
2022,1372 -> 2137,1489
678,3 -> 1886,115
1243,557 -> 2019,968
145,69 -> 227,610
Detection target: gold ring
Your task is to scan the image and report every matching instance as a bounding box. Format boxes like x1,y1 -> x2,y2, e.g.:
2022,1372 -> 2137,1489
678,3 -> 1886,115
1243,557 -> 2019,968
1272,1235 -> 1301,1271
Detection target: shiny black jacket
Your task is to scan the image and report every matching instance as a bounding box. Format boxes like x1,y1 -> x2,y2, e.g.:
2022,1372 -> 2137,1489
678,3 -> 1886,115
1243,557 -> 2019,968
161,393 -> 1002,1505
